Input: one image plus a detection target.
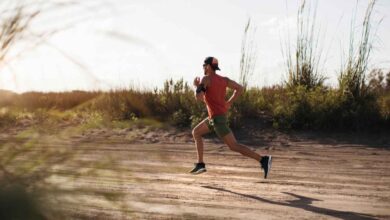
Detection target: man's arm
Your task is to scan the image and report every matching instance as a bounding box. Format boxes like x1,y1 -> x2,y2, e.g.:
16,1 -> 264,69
194,76 -> 210,101
225,77 -> 244,108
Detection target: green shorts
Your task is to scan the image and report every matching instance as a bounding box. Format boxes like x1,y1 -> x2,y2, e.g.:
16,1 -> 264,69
206,115 -> 232,138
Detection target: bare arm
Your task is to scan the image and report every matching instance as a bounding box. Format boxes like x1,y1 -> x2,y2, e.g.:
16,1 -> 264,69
226,77 -> 244,107
194,76 -> 210,101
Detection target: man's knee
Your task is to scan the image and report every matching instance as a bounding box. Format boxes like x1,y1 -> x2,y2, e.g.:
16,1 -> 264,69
192,129 -> 201,139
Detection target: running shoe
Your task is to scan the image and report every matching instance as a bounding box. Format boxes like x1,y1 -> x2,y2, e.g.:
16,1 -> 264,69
260,155 -> 272,179
189,162 -> 206,174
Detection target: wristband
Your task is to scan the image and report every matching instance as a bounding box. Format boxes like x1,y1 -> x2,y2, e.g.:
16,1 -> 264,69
196,83 -> 206,94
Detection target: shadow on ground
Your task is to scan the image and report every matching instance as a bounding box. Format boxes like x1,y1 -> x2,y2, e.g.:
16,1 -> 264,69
202,185 -> 379,220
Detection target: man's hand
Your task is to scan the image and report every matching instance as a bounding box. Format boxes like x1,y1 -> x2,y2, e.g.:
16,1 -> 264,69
193,77 -> 201,87
225,101 -> 232,109
194,75 -> 210,102
225,77 -> 243,107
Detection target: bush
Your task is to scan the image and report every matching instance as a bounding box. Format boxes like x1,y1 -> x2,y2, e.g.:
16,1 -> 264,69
171,109 -> 190,127
154,78 -> 206,128
0,108 -> 17,127
0,78 -> 388,131
271,85 -> 384,131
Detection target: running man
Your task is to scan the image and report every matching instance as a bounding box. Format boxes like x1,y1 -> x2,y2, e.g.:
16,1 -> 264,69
190,56 -> 272,178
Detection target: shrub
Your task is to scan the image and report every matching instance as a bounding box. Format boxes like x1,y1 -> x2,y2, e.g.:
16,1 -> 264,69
0,78 -> 388,131
0,108 -> 17,127
271,85 -> 384,131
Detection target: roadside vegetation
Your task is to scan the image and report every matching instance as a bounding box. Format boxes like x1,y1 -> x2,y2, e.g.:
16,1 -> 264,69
1,69 -> 389,131
1,0 -> 388,132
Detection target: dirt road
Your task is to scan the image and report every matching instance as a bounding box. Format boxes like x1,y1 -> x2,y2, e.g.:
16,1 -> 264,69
1,128 -> 390,219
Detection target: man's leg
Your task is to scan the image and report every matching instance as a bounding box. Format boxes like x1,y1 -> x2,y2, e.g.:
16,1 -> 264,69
222,132 -> 261,161
222,131 -> 272,179
192,118 -> 211,163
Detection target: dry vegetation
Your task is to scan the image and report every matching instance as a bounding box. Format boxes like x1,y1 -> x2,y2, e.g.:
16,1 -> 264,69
0,73 -> 389,131
1,1 -> 388,132
0,0 -> 389,219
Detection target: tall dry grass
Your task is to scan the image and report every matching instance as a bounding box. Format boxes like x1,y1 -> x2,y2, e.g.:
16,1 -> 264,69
272,0 -> 388,130
0,2 -> 39,65
283,0 -> 325,89
0,0 -> 110,92
0,0 -> 388,132
338,0 -> 377,99
0,79 -> 206,127
1,77 -> 389,131
239,18 -> 257,89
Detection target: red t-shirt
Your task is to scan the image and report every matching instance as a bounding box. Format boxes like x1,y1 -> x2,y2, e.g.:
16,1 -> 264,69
204,73 -> 228,119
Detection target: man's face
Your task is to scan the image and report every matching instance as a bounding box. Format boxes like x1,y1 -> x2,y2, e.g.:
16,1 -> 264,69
203,63 -> 209,75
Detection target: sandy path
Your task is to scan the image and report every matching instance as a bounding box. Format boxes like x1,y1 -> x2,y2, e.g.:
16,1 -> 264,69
1,131 -> 390,219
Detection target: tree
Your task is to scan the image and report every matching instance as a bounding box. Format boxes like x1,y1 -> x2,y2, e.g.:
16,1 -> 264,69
367,68 -> 385,95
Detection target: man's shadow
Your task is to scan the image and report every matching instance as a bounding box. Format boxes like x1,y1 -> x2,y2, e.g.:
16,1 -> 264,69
201,185 -> 379,220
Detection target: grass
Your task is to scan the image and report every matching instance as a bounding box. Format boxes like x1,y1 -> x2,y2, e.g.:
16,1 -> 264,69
283,0 -> 325,89
0,1 -> 387,133
339,0 -> 377,99
239,18 -> 258,89
1,77 -> 388,132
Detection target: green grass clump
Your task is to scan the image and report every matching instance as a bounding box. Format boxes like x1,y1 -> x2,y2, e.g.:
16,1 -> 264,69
271,86 -> 384,130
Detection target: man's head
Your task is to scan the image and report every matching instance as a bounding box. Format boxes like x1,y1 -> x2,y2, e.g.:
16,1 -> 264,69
203,56 -> 220,75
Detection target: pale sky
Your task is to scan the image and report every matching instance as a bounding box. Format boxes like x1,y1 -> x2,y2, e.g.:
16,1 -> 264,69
0,0 -> 389,92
